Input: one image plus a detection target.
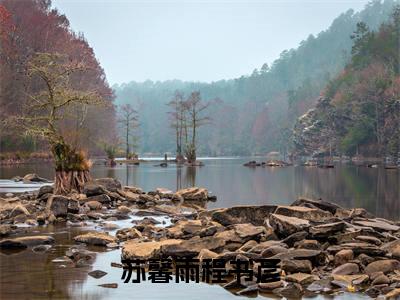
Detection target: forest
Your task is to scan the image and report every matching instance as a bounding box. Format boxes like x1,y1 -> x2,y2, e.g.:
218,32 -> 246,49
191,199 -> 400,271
0,0 -> 399,160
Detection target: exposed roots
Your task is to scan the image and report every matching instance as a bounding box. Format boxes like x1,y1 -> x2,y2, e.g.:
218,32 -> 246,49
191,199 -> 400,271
54,170 -> 91,195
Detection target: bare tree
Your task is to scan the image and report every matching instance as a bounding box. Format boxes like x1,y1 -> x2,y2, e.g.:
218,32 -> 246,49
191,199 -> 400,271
118,104 -> 139,159
10,52 -> 108,194
184,91 -> 210,163
167,90 -> 186,162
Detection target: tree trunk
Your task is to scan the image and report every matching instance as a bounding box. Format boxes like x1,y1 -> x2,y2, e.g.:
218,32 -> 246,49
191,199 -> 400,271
54,169 -> 91,195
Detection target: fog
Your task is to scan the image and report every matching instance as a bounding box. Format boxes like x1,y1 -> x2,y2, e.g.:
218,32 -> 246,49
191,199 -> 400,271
52,0 -> 370,84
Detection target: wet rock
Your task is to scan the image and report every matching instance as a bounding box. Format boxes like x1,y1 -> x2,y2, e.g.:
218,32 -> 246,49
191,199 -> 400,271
67,199 -> 79,214
353,219 -> 400,232
85,200 -> 103,210
101,223 -> 120,230
8,204 -> 30,218
0,224 -> 17,236
85,194 -> 111,204
162,236 -> 225,257
23,173 -> 50,183
37,185 -> 54,198
0,235 -> 55,249
116,228 -> 143,241
307,278 -> 333,293
274,282 -> 303,298
197,248 -> 218,260
334,249 -> 354,266
332,263 -> 360,275
291,197 -> 341,214
269,214 -> 310,237
137,194 -> 156,205
274,205 -> 332,221
74,232 -> 117,246
309,221 -> 346,238
286,272 -> 319,285
211,205 -> 276,226
258,281 -> 283,290
46,195 -> 70,217
365,259 -> 400,275
372,274 -> 390,285
98,283 -> 118,288
236,284 -> 259,295
88,270 -> 108,279
282,231 -> 308,247
176,187 -> 208,201
281,259 -> 312,273
385,288 -> 400,299
32,244 -> 52,253
82,183 -> 107,197
117,205 -> 132,214
122,239 -> 182,260
94,178 -> 122,192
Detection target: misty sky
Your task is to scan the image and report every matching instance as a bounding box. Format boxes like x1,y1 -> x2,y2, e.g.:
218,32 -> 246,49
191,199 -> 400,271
52,0 -> 371,84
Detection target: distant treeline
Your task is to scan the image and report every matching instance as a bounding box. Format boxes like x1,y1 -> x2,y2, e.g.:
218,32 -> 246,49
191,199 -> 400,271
114,0 -> 397,156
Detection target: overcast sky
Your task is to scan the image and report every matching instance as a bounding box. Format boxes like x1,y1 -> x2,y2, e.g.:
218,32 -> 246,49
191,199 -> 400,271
52,0 -> 370,84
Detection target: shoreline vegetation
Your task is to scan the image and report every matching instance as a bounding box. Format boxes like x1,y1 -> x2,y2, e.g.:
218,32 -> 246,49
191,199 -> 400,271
0,176 -> 400,299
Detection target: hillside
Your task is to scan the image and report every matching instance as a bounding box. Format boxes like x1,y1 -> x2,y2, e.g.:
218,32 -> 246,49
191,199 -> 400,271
293,6 -> 400,159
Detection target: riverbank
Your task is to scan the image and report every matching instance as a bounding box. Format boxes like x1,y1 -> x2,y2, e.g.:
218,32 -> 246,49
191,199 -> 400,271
1,177 -> 399,299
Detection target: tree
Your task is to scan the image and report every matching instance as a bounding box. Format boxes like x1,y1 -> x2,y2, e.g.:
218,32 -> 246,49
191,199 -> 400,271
167,90 -> 186,161
9,52 -> 108,194
118,104 -> 139,159
184,91 -> 210,163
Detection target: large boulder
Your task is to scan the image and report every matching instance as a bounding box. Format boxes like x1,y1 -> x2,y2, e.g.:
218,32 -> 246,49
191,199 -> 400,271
269,214 -> 310,237
211,205 -> 277,226
37,185 -> 54,198
94,178 -> 122,192
274,206 -> 332,221
122,239 -> 182,260
46,195 -> 71,217
175,187 -> 208,201
291,197 -> 342,214
161,236 -> 226,257
23,173 -> 50,183
0,235 -> 55,249
74,232 -> 117,246
381,240 -> 400,259
309,221 -> 346,238
364,259 -> 400,274
231,223 -> 266,240
82,183 -> 107,197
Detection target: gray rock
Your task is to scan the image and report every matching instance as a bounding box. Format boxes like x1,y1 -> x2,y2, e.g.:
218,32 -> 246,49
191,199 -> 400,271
281,259 -> 312,273
211,205 -> 277,226
332,263 -> 360,275
269,214 -> 310,237
88,270 -> 108,279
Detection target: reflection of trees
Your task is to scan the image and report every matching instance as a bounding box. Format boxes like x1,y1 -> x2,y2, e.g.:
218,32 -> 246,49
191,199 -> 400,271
294,164 -> 399,220
176,166 -> 182,190
184,166 -> 196,188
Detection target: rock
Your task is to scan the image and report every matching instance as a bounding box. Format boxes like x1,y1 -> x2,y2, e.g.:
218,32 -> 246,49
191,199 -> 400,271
327,242 -> 386,256
248,240 -> 286,254
211,205 -> 277,226
137,194 -> 156,204
332,263 -> 360,275
261,245 -> 288,258
274,282 -> 303,298
385,288 -> 400,299
309,221 -> 346,238
32,244 -> 52,253
295,239 -> 320,250
281,259 -> 312,273
98,283 -> 118,288
82,183 -> 107,197
286,273 -> 319,285
238,240 -> 258,252
382,240 -> 400,259
282,231 -> 308,247
176,187 -> 208,201
162,236 -> 225,257
85,194 -> 111,204
214,229 -> 242,244
23,173 -> 49,183
117,205 -> 132,214
231,223 -> 265,240
332,274 -> 369,285
102,223 -> 119,230
334,249 -> 354,266
85,200 -> 103,210
166,220 -> 204,238
37,185 -> 54,198
236,284 -> 259,295
291,197 -> 342,214
372,274 -> 390,285
46,195 -> 70,217
274,205 -> 332,221
9,204 -> 30,218
94,178 -> 122,192
0,224 -> 16,236
272,249 -> 325,265
68,199 -> 79,214
74,232 -> 117,246
122,239 -> 182,260
353,219 -> 400,232
269,213 -> 310,237
258,281 -> 283,290
0,235 -> 55,248
355,235 -> 382,245
307,278 -> 333,293
197,249 -> 218,260
88,270 -> 108,279
365,260 -> 400,275
116,228 -> 143,241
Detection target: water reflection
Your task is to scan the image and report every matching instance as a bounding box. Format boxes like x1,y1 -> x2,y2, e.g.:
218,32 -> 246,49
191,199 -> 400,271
0,158 -> 398,220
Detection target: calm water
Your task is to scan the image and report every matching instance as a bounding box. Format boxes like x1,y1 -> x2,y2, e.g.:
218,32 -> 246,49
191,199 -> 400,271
0,157 -> 398,300
1,157 -> 399,219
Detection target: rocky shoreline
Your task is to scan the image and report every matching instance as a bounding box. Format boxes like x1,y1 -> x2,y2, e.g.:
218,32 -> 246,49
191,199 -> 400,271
1,176 -> 400,299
